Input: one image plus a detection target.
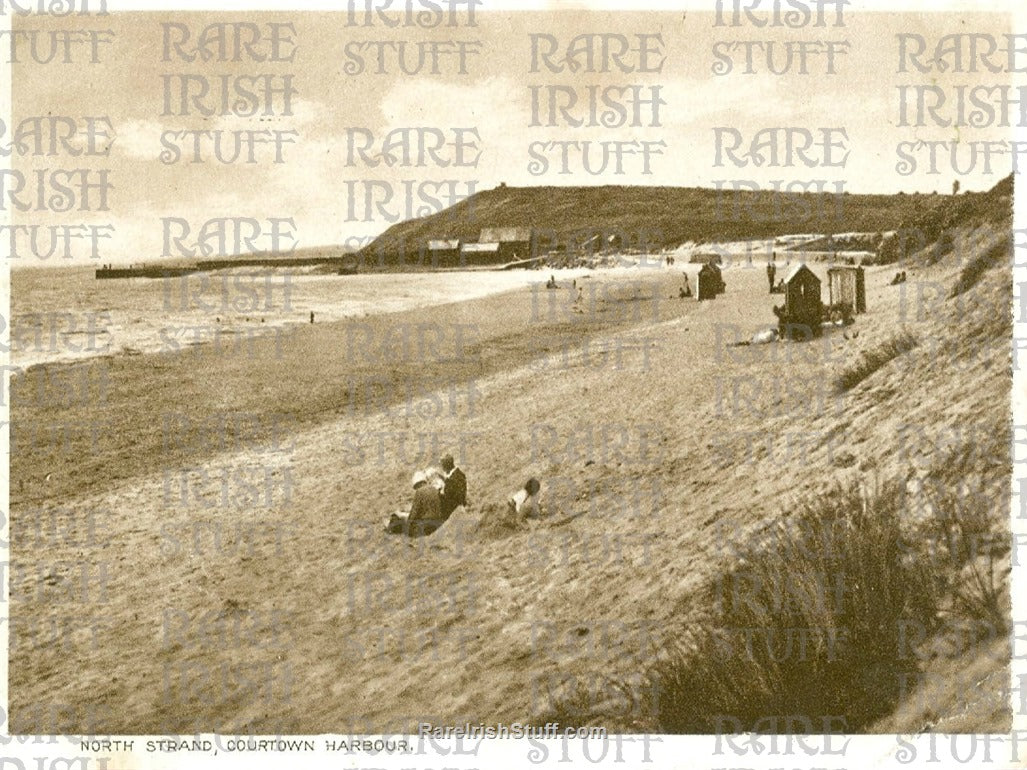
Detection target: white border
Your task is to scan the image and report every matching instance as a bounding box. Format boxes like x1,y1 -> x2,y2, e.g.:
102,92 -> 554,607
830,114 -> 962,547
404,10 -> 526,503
1,1 -> 1024,769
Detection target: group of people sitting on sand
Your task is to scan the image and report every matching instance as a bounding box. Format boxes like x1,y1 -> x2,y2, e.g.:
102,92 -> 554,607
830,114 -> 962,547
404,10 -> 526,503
386,454 -> 467,537
385,454 -> 545,537
890,271 -> 908,285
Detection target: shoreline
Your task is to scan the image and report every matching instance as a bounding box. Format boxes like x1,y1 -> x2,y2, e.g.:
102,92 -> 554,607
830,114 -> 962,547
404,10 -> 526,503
8,254 -> 880,371
8,265 -> 666,371
8,268 -> 692,509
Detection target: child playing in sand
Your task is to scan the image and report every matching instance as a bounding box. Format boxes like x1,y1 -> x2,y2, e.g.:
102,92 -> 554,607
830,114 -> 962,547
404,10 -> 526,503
508,478 -> 542,520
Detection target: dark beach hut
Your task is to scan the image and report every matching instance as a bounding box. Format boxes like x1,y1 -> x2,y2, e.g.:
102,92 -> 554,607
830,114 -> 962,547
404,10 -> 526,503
777,264 -> 823,337
827,265 -> 866,315
696,262 -> 725,301
711,262 -> 725,295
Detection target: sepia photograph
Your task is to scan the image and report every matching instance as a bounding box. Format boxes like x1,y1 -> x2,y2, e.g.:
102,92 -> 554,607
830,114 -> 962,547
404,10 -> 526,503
1,0 -> 1023,767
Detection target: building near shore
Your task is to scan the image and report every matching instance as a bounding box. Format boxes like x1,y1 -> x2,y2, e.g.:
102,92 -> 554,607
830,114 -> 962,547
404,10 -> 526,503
427,239 -> 461,266
479,227 -> 533,260
460,242 -> 501,265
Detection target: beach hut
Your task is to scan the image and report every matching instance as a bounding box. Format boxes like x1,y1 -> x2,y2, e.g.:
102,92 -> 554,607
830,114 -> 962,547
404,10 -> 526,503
827,265 -> 866,315
696,262 -> 724,301
710,262 -> 725,295
777,264 -> 823,338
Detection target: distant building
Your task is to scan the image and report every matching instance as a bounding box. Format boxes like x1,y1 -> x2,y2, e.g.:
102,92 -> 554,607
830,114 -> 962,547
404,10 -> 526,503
427,239 -> 461,266
479,227 -> 532,260
460,242 -> 501,265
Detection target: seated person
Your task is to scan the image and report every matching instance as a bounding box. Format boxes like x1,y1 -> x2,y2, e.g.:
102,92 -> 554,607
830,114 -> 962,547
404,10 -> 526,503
386,471 -> 444,537
439,454 -> 467,521
508,477 -> 542,520
424,466 -> 446,494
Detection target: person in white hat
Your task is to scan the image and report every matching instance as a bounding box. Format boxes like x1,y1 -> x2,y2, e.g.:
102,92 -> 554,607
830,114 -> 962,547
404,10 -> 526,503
407,468 -> 442,537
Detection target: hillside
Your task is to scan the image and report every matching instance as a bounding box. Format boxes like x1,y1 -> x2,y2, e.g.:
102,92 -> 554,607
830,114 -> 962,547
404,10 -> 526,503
362,184 -> 950,262
877,174 -> 1014,264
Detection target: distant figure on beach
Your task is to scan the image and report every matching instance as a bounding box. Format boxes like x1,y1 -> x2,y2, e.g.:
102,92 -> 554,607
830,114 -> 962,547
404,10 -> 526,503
509,477 -> 542,520
439,454 -> 467,521
310,311 -> 315,323
890,271 -> 907,285
679,274 -> 692,298
546,274 -> 557,289
573,285 -> 585,312
767,260 -> 776,292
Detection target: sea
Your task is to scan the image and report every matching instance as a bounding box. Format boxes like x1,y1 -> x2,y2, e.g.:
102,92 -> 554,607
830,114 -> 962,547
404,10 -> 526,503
8,243 -> 872,370
7,264 -> 604,369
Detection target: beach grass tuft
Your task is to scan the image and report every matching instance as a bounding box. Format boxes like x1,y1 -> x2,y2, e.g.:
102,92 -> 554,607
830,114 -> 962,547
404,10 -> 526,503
833,330 -> 919,393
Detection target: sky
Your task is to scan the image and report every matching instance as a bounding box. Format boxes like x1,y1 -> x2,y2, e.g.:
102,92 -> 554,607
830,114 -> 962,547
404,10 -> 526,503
6,7 -> 1018,264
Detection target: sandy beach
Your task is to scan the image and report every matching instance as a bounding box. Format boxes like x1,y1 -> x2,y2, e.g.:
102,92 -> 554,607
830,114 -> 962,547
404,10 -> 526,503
7,247 -> 1011,734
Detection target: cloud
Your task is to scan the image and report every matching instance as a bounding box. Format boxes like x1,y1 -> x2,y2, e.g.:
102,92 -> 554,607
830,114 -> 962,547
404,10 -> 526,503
111,99 -> 331,161
112,118 -> 166,161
